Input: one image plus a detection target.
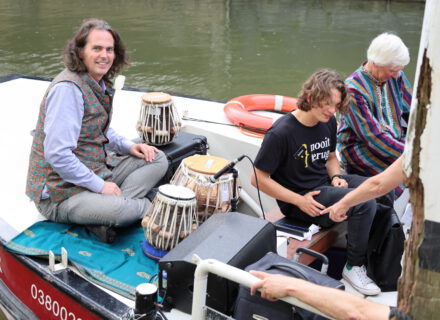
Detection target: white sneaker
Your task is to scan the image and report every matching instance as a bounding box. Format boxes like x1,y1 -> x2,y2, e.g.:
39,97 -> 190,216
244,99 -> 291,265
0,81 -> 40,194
342,264 -> 381,296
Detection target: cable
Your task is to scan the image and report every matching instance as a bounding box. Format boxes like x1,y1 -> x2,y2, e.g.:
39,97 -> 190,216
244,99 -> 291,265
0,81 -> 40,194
156,309 -> 169,320
241,155 -> 266,220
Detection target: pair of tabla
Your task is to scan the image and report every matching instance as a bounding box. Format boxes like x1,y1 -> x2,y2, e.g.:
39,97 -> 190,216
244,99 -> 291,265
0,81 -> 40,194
142,155 -> 241,256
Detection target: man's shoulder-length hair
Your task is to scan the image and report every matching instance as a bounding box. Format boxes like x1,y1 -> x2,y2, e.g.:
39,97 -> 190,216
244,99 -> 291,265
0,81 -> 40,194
62,18 -> 128,81
296,69 -> 350,114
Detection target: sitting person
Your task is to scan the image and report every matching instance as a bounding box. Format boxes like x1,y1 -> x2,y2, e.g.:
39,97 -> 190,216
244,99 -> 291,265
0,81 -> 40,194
251,69 -> 396,296
250,157 -> 411,320
337,32 -> 412,197
25,18 -> 168,243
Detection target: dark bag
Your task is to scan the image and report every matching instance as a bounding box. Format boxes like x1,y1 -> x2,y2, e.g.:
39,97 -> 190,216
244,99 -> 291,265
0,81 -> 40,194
233,248 -> 344,320
367,203 -> 405,291
156,132 -> 208,184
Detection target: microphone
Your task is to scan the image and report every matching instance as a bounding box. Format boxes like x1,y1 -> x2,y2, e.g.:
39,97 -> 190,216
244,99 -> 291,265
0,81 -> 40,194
210,155 -> 245,183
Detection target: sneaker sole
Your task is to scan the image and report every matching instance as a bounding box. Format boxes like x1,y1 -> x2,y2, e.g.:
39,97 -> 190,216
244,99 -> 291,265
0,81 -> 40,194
342,273 -> 381,296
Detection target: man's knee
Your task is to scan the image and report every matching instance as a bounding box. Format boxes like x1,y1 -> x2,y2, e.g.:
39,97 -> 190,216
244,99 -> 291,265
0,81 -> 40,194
155,150 -> 168,167
149,150 -> 168,178
350,199 -> 376,219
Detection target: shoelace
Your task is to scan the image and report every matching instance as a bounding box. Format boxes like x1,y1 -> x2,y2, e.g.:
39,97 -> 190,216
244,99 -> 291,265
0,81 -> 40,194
354,266 -> 373,285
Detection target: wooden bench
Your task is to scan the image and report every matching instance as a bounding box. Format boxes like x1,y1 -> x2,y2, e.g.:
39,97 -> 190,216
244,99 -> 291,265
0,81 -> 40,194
266,208 -> 342,265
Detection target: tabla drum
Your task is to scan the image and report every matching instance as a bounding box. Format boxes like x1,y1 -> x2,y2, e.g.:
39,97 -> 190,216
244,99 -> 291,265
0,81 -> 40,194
170,155 -> 241,222
136,92 -> 181,146
142,184 -> 198,259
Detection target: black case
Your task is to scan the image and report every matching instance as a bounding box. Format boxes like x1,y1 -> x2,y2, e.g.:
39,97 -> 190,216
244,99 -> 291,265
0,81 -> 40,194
234,250 -> 344,320
156,131 -> 208,184
159,212 -> 277,315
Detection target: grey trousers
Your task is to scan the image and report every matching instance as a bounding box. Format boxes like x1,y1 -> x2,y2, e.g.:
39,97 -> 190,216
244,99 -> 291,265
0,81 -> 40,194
37,151 -> 168,227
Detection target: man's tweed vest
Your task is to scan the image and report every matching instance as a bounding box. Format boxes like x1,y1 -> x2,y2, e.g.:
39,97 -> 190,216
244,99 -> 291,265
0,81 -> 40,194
26,69 -> 116,203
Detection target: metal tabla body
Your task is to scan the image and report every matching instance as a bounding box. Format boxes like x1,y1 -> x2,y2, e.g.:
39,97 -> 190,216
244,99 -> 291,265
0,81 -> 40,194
170,155 -> 241,222
136,92 -> 181,146
142,184 -> 198,251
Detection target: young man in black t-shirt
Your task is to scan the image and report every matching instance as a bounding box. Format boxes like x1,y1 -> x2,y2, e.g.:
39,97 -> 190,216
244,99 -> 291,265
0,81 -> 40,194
252,69 -> 393,296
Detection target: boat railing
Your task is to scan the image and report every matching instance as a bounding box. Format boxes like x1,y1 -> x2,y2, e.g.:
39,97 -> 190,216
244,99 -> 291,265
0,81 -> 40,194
191,254 -> 333,320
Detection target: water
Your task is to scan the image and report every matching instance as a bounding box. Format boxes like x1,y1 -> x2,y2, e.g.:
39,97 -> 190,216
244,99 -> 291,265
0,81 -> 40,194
0,0 -> 424,101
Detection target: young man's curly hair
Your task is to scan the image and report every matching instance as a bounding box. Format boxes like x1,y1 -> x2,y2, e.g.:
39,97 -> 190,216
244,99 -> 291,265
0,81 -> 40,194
62,18 -> 128,81
296,69 -> 350,114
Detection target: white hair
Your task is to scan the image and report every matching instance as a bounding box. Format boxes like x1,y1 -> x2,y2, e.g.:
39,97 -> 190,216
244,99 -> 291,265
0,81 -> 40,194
367,32 -> 410,67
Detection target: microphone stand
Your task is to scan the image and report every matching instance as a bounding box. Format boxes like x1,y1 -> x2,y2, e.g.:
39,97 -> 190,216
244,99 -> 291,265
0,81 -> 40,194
230,167 -> 239,212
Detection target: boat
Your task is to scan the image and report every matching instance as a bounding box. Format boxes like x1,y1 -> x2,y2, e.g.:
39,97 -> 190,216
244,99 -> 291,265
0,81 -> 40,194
0,53 -> 433,317
0,73 -> 287,319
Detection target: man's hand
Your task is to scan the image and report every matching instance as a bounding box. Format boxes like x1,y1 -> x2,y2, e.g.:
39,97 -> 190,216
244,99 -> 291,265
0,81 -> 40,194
129,143 -> 158,162
320,202 -> 348,222
331,176 -> 348,188
296,190 -> 325,217
100,181 -> 122,196
250,270 -> 290,301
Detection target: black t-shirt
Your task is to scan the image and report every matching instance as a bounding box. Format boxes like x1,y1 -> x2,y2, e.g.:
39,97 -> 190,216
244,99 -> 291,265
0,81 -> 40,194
254,113 -> 337,198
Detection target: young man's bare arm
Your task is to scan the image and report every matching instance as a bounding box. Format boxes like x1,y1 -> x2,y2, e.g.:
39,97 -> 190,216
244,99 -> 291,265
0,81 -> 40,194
326,152 -> 348,188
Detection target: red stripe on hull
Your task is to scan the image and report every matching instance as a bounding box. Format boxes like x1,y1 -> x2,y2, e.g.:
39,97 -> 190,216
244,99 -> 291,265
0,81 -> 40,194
0,246 -> 102,320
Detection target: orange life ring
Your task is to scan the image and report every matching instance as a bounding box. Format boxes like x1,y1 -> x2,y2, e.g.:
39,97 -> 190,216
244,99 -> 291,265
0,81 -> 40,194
224,94 -> 298,136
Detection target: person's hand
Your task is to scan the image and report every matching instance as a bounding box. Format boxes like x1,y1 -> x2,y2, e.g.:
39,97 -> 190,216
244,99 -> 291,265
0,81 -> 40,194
296,190 -> 325,217
100,181 -> 122,196
331,176 -> 348,188
129,143 -> 158,162
320,202 -> 348,222
250,270 -> 290,301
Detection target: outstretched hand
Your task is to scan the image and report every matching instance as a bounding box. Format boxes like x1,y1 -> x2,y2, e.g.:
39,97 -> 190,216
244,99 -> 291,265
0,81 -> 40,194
129,143 -> 158,162
297,190 -> 325,217
320,201 -> 348,222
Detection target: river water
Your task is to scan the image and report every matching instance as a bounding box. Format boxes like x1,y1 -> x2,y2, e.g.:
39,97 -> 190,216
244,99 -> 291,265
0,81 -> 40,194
0,0 -> 424,101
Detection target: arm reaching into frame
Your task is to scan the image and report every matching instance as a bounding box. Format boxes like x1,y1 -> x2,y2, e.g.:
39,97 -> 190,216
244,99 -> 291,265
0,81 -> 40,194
320,156 -> 405,220
250,270 -> 391,320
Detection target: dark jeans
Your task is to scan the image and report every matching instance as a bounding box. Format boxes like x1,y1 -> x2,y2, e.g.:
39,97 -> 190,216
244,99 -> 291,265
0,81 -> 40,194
279,174 -> 395,266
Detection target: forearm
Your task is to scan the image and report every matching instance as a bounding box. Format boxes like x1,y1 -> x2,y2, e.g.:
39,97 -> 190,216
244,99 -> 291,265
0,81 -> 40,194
105,127 -> 134,155
339,156 -> 404,208
45,150 -> 104,193
326,152 -> 343,178
285,278 -> 390,320
251,170 -> 302,206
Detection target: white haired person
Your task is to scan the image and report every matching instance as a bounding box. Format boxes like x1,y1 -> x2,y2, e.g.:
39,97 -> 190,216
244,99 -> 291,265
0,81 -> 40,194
337,33 -> 412,197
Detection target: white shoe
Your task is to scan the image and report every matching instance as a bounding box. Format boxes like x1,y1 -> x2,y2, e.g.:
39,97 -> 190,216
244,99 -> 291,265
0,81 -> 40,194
342,264 -> 381,296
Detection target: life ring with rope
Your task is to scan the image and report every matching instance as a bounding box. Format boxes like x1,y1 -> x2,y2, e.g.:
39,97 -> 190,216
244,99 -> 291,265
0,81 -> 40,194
224,94 -> 298,137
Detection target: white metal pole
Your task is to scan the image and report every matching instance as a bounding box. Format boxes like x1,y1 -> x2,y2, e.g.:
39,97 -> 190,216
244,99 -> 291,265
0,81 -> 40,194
191,254 -> 332,320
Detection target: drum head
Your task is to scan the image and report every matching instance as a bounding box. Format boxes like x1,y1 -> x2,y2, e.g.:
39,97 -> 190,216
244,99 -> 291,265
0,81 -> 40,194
182,155 -> 230,175
158,184 -> 196,200
142,92 -> 171,104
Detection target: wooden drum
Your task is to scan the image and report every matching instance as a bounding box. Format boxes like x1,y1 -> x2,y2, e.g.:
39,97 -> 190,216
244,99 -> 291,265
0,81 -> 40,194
142,184 -> 198,252
170,155 -> 241,222
136,92 -> 181,146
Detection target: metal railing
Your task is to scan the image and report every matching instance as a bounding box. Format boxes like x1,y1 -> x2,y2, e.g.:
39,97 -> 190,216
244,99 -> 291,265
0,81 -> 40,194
191,254 -> 333,320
